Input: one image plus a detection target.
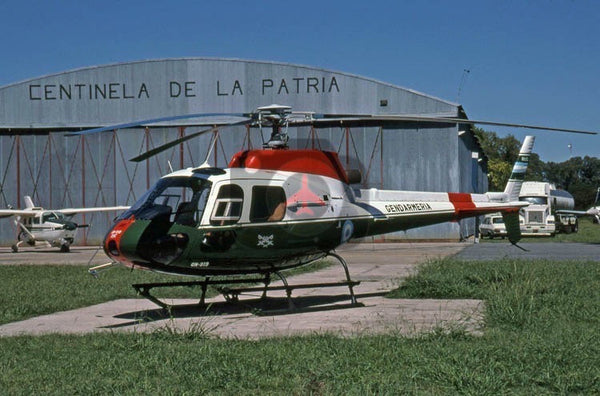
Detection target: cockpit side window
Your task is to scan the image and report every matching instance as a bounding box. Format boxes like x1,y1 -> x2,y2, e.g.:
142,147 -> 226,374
42,212 -> 63,223
210,184 -> 244,226
250,186 -> 286,222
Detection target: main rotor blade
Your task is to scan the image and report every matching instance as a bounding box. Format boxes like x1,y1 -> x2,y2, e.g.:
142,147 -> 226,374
66,113 -> 251,136
130,119 -> 248,162
130,126 -> 217,162
302,114 -> 598,135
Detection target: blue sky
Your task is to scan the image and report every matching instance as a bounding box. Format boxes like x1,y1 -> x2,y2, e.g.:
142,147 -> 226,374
1,0 -> 598,162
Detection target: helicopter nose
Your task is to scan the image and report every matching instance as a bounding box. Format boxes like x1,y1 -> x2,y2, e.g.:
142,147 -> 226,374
104,217 -> 138,260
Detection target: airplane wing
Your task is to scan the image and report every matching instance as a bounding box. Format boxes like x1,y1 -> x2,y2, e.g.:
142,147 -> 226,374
0,206 -> 129,218
59,206 -> 130,216
556,210 -> 588,216
557,208 -> 599,217
0,209 -> 39,218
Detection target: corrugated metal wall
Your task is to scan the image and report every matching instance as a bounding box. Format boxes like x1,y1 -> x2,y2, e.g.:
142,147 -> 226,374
0,58 -> 487,245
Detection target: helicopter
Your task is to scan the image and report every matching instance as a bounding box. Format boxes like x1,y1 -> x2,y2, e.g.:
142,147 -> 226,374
78,104 -> 596,309
0,195 -> 129,252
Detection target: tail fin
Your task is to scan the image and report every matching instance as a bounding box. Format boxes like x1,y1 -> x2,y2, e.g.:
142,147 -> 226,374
23,196 -> 34,209
503,135 -> 535,202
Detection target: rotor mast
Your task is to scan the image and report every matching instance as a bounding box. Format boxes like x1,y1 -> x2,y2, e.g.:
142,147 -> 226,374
256,104 -> 292,148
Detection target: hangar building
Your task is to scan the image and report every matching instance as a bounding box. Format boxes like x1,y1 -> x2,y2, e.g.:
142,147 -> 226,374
0,58 -> 487,245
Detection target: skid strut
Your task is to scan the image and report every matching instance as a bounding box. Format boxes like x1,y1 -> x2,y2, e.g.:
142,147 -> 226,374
132,252 -> 359,311
218,252 -> 359,310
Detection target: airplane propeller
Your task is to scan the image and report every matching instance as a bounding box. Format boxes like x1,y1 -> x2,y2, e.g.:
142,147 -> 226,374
62,222 -> 78,231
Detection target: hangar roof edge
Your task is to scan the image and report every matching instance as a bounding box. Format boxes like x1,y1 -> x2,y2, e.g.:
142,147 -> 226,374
0,57 -> 459,108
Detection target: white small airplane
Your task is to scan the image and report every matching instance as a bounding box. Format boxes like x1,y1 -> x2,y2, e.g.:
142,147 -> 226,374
557,187 -> 600,224
586,188 -> 600,223
0,196 -> 129,252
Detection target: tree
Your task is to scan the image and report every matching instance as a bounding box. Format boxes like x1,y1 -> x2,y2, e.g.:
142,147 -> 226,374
486,158 -> 513,192
473,128 -> 527,191
544,156 -> 600,209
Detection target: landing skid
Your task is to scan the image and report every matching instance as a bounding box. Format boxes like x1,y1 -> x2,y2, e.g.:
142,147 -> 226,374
133,276 -> 269,310
132,252 -> 360,312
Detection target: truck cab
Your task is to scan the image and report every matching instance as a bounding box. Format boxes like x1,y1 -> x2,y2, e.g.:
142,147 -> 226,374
519,182 -> 577,236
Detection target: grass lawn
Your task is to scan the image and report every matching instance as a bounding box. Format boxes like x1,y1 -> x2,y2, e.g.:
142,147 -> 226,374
1,256 -> 599,393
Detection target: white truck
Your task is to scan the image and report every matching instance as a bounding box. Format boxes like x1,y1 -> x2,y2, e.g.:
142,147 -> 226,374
518,182 -> 578,236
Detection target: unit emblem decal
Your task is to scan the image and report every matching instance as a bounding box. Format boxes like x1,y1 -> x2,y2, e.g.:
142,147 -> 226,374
340,220 -> 354,244
257,234 -> 274,248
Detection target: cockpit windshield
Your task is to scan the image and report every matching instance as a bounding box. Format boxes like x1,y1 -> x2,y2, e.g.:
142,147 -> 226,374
119,176 -> 212,225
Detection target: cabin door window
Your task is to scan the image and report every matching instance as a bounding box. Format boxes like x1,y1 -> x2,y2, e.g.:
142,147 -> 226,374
250,186 -> 286,222
210,184 -> 244,225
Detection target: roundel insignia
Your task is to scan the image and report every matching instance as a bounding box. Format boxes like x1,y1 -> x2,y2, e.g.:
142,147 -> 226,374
341,220 -> 354,244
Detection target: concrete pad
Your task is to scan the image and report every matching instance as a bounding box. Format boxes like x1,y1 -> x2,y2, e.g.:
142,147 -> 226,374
0,242 -> 481,338
0,246 -> 110,266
